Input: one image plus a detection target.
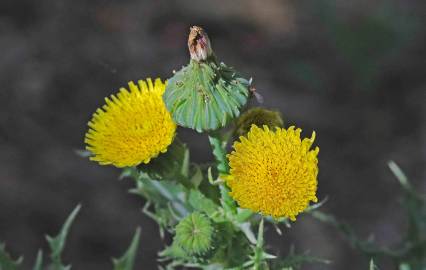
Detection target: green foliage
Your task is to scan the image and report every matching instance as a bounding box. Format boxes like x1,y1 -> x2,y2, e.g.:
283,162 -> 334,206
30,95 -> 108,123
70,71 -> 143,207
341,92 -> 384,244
138,140 -> 191,184
126,120 -> 330,269
188,189 -> 218,217
208,221 -> 252,268
164,60 -> 250,132
0,243 -> 22,270
208,132 -> 237,215
46,204 -> 81,270
0,207 -> 143,270
112,228 -> 141,270
32,250 -> 43,270
312,161 -> 426,269
388,161 -> 426,269
369,259 -> 379,270
272,246 -> 330,270
0,205 -> 81,270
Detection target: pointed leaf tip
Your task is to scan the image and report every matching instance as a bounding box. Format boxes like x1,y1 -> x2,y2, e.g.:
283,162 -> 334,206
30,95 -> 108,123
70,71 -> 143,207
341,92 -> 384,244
0,243 -> 23,270
46,204 -> 81,269
112,227 -> 141,270
388,161 -> 411,191
32,250 -> 43,270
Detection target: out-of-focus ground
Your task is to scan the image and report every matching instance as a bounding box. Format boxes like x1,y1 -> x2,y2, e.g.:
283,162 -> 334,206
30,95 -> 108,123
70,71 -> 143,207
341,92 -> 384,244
0,0 -> 425,269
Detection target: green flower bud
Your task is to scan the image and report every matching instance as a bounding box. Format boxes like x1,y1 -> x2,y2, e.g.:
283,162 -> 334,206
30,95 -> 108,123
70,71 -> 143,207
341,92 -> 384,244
164,26 -> 250,132
235,107 -> 284,137
174,212 -> 214,255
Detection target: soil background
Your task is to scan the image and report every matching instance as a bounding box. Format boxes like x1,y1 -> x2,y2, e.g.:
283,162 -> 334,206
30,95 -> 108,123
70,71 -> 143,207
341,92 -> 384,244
0,0 -> 425,269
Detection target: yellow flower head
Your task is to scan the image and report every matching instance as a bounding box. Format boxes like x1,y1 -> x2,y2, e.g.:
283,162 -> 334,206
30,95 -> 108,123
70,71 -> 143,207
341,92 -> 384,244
226,125 -> 319,220
85,78 -> 176,168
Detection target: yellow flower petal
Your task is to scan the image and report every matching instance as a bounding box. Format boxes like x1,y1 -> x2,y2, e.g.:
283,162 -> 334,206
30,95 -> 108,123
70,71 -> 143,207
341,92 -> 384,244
227,125 -> 319,220
85,78 -> 176,168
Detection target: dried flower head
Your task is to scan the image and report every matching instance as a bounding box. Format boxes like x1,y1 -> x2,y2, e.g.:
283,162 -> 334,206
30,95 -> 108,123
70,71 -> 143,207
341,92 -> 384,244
226,125 -> 319,220
85,78 -> 176,167
164,27 -> 250,132
188,26 -> 213,62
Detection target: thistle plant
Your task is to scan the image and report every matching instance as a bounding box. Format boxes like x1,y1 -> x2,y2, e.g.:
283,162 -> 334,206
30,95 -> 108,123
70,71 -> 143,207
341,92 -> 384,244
84,26 -> 322,269
1,26 -> 424,270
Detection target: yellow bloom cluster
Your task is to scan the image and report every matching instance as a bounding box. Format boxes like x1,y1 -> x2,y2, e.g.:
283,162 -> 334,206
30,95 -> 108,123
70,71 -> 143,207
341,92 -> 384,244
227,125 -> 319,220
85,78 -> 176,168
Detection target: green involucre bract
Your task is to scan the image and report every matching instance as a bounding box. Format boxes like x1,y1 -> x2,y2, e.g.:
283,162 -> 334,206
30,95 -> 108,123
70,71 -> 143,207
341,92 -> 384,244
164,60 -> 250,132
174,212 -> 214,255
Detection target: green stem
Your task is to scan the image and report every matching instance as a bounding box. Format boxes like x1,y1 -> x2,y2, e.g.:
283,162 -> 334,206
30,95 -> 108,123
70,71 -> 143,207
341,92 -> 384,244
208,131 -> 237,214
253,218 -> 265,270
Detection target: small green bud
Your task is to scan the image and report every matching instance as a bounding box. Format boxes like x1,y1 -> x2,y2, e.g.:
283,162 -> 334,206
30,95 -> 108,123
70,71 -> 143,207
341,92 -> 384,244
174,212 -> 213,255
235,107 -> 284,137
164,26 -> 250,132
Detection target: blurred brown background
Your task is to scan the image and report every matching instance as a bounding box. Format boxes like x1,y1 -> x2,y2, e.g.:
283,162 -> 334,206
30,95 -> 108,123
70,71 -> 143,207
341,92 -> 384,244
0,0 -> 425,269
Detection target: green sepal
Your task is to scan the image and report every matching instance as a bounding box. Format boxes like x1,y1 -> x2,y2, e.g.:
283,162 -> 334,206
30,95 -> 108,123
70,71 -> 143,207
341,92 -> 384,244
112,228 -> 141,270
164,60 -> 250,132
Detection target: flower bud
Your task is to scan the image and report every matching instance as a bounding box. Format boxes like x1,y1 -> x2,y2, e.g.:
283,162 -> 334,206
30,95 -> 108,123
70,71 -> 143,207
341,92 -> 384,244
174,212 -> 213,255
235,107 -> 284,137
164,26 -> 251,132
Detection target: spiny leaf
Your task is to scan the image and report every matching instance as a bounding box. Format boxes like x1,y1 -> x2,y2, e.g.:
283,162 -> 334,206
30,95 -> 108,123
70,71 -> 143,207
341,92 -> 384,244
277,253 -> 331,269
73,149 -> 92,158
273,246 -> 330,269
158,241 -> 188,261
0,243 -> 23,270
238,222 -> 257,245
399,263 -> 411,270
188,189 -> 218,217
388,161 -> 411,191
209,223 -> 251,267
46,204 -> 81,270
369,259 -> 379,270
32,250 -> 43,270
112,227 -> 141,270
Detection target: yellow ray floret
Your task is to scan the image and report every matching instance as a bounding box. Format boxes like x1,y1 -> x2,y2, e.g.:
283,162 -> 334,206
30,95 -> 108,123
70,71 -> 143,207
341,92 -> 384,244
226,125 -> 319,220
85,78 -> 176,168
